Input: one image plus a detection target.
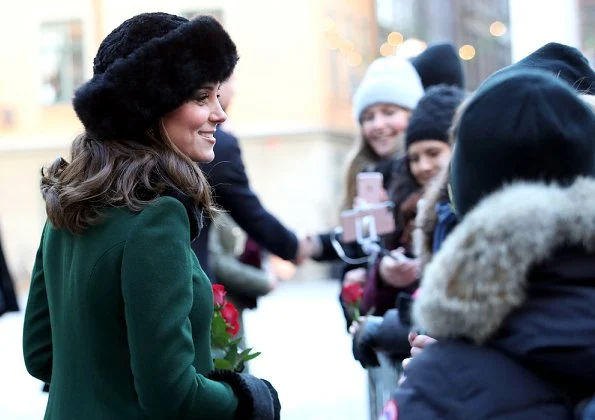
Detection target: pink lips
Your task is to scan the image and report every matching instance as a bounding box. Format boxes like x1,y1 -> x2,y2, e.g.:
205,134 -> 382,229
199,131 -> 216,144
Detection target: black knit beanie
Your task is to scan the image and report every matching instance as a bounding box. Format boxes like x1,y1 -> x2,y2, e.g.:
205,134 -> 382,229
492,42 -> 595,94
450,69 -> 595,217
405,84 -> 465,149
73,12 -> 238,141
411,42 -> 466,90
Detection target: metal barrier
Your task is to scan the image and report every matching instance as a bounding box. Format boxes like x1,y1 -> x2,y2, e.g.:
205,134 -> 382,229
367,353 -> 404,419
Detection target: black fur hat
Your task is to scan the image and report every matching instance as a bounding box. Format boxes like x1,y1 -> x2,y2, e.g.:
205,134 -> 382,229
73,12 -> 238,141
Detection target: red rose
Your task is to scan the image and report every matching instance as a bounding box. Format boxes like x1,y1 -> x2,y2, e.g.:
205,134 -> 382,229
221,301 -> 240,336
341,282 -> 364,305
212,284 -> 227,308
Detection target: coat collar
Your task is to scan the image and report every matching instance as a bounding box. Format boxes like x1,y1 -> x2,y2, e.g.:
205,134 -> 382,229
162,187 -> 203,241
413,177 -> 595,344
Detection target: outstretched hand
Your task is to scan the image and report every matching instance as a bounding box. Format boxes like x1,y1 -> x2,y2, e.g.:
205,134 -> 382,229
295,235 -> 317,265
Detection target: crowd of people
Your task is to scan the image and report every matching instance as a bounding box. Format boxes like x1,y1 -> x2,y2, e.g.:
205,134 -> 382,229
329,41 -> 595,419
11,8 -> 595,420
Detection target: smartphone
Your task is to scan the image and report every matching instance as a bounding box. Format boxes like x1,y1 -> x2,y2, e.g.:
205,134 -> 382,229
340,202 -> 395,243
356,172 -> 384,205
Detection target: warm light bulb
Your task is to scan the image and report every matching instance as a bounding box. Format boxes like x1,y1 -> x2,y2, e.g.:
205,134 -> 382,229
340,40 -> 355,55
489,21 -> 507,37
459,44 -> 476,60
387,32 -> 404,46
380,42 -> 395,56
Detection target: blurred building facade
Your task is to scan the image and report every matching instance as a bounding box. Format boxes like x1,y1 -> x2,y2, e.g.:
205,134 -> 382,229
375,0 -> 512,90
1,0 -> 592,286
0,0 -> 378,285
375,0 -> 593,91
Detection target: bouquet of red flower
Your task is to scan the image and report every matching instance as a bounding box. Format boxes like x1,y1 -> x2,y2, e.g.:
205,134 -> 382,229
341,282 -> 364,321
211,284 -> 261,371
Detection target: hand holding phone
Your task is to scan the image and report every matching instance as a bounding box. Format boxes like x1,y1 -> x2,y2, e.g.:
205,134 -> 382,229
379,252 -> 419,288
340,202 -> 395,243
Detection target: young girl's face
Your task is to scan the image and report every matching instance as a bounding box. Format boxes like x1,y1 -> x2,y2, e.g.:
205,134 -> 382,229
361,104 -> 410,158
162,83 -> 226,162
408,140 -> 452,186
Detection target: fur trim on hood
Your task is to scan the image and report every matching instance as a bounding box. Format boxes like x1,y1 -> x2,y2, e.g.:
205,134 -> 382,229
413,177 -> 595,344
413,164 -> 450,269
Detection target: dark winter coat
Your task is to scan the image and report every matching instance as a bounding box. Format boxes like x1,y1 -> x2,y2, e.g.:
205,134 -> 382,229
390,178 -> 595,419
193,128 -> 298,281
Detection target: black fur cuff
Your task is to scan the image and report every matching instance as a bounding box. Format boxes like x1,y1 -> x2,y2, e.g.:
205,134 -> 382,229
208,370 -> 277,420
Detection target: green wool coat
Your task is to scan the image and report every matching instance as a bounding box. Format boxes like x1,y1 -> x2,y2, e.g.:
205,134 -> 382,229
23,196 -> 238,419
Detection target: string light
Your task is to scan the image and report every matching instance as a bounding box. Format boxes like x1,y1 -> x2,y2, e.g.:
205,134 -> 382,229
489,21 -> 507,37
459,44 -> 476,60
347,51 -> 363,67
387,32 -> 404,46
340,40 -> 355,55
322,18 -> 363,67
325,31 -> 341,50
380,42 -> 395,57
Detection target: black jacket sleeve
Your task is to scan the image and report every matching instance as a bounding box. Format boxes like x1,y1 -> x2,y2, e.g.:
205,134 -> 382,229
313,233 -> 340,262
201,129 -> 298,261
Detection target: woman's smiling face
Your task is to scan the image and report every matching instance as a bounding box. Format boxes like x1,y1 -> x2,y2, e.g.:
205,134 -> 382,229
162,83 -> 226,162
361,103 -> 411,158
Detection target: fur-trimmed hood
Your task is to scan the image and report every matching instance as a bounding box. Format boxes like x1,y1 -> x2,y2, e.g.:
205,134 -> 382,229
414,177 -> 595,345
413,164 -> 450,269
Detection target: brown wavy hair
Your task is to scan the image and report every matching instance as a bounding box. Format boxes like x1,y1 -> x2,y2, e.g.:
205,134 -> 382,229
41,121 -> 216,233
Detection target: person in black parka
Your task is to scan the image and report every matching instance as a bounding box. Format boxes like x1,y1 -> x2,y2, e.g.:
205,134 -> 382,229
385,68 -> 595,420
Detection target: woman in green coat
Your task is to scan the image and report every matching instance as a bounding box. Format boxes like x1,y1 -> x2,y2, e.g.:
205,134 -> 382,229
22,12 -> 280,420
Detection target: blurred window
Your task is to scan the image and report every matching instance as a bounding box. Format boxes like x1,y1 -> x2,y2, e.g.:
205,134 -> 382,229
40,21 -> 84,105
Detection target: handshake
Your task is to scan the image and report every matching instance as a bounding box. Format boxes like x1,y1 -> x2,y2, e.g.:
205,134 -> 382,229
294,234 -> 323,264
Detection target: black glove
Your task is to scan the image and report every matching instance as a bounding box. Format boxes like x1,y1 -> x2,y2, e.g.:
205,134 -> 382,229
261,379 -> 281,420
375,309 -> 413,360
208,370 -> 280,420
352,316 -> 383,368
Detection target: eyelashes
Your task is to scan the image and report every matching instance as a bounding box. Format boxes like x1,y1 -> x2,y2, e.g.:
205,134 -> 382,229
193,95 -> 209,103
192,91 -> 221,104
